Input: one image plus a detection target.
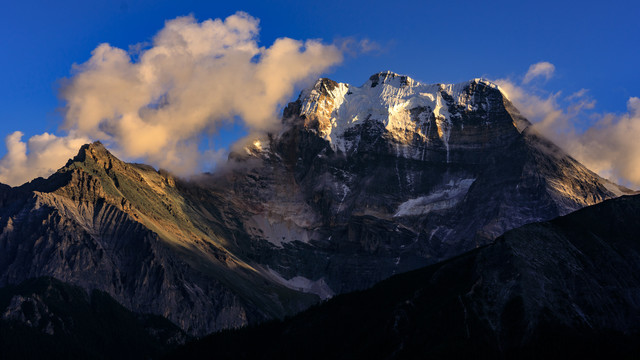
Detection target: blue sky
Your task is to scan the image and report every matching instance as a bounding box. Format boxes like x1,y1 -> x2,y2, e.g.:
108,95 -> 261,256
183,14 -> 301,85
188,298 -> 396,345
0,0 -> 639,185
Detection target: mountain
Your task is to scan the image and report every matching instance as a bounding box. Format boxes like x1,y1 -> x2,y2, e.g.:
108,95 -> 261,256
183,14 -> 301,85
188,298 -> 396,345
0,277 -> 186,359
169,193 -> 640,359
212,71 -> 632,294
0,72 -> 632,337
0,143 -> 318,336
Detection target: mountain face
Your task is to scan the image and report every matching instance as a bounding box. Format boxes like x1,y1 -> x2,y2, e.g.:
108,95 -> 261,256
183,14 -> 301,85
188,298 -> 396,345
0,72 -> 632,336
215,71 -> 631,294
170,194 -> 640,359
0,144 -> 318,336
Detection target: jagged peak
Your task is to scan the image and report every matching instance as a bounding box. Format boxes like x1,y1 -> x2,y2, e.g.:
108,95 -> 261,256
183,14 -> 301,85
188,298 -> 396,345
288,72 -> 520,155
66,141 -> 120,168
297,72 -> 508,117
300,72 -> 506,105
62,141 -> 177,188
367,71 -> 415,88
79,140 -> 110,157
363,72 -> 502,93
470,77 -> 497,86
307,77 -> 341,98
467,78 -> 505,94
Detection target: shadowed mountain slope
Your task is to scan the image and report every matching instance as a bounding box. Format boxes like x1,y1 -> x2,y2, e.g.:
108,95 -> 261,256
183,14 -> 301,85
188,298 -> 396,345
170,194 -> 640,359
211,72 -> 633,295
0,277 -> 186,359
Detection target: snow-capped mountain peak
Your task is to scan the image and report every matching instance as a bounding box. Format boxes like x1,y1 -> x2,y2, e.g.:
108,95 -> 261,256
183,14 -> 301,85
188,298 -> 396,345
296,72 -> 510,156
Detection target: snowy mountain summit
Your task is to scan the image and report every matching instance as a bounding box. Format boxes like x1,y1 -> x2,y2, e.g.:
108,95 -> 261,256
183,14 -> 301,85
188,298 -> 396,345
294,71 -> 525,162
227,71 -> 633,299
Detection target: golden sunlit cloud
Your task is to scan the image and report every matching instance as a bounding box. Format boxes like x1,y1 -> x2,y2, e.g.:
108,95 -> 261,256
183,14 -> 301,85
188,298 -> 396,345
496,63 -> 640,188
0,12 -> 342,186
61,12 -> 342,174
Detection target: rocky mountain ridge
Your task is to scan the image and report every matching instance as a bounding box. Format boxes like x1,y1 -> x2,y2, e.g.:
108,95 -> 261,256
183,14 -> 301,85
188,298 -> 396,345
0,143 -> 318,336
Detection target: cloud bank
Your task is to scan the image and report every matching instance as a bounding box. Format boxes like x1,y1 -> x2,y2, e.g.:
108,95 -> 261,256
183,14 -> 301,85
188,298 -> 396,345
566,97 -> 640,185
0,12 -> 342,186
496,62 -> 640,187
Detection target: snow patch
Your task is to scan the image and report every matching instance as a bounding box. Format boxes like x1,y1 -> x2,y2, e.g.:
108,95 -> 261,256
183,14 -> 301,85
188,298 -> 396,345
602,180 -> 626,197
434,92 -> 453,162
267,268 -> 334,300
336,183 -> 350,213
394,178 -> 475,217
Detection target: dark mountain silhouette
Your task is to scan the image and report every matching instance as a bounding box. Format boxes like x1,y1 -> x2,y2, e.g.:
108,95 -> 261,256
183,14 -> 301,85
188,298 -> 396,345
0,277 -> 186,359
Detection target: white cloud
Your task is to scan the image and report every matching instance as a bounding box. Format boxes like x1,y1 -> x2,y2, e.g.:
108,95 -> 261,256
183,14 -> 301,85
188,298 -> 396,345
495,79 -> 565,134
0,12 -> 342,186
522,61 -> 555,84
564,97 -> 640,185
0,132 -> 90,186
496,63 -> 640,188
60,12 -> 342,173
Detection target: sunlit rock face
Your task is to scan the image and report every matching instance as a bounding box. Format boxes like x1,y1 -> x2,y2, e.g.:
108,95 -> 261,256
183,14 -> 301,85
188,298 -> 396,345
223,71 -> 633,295
0,143 -> 319,336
